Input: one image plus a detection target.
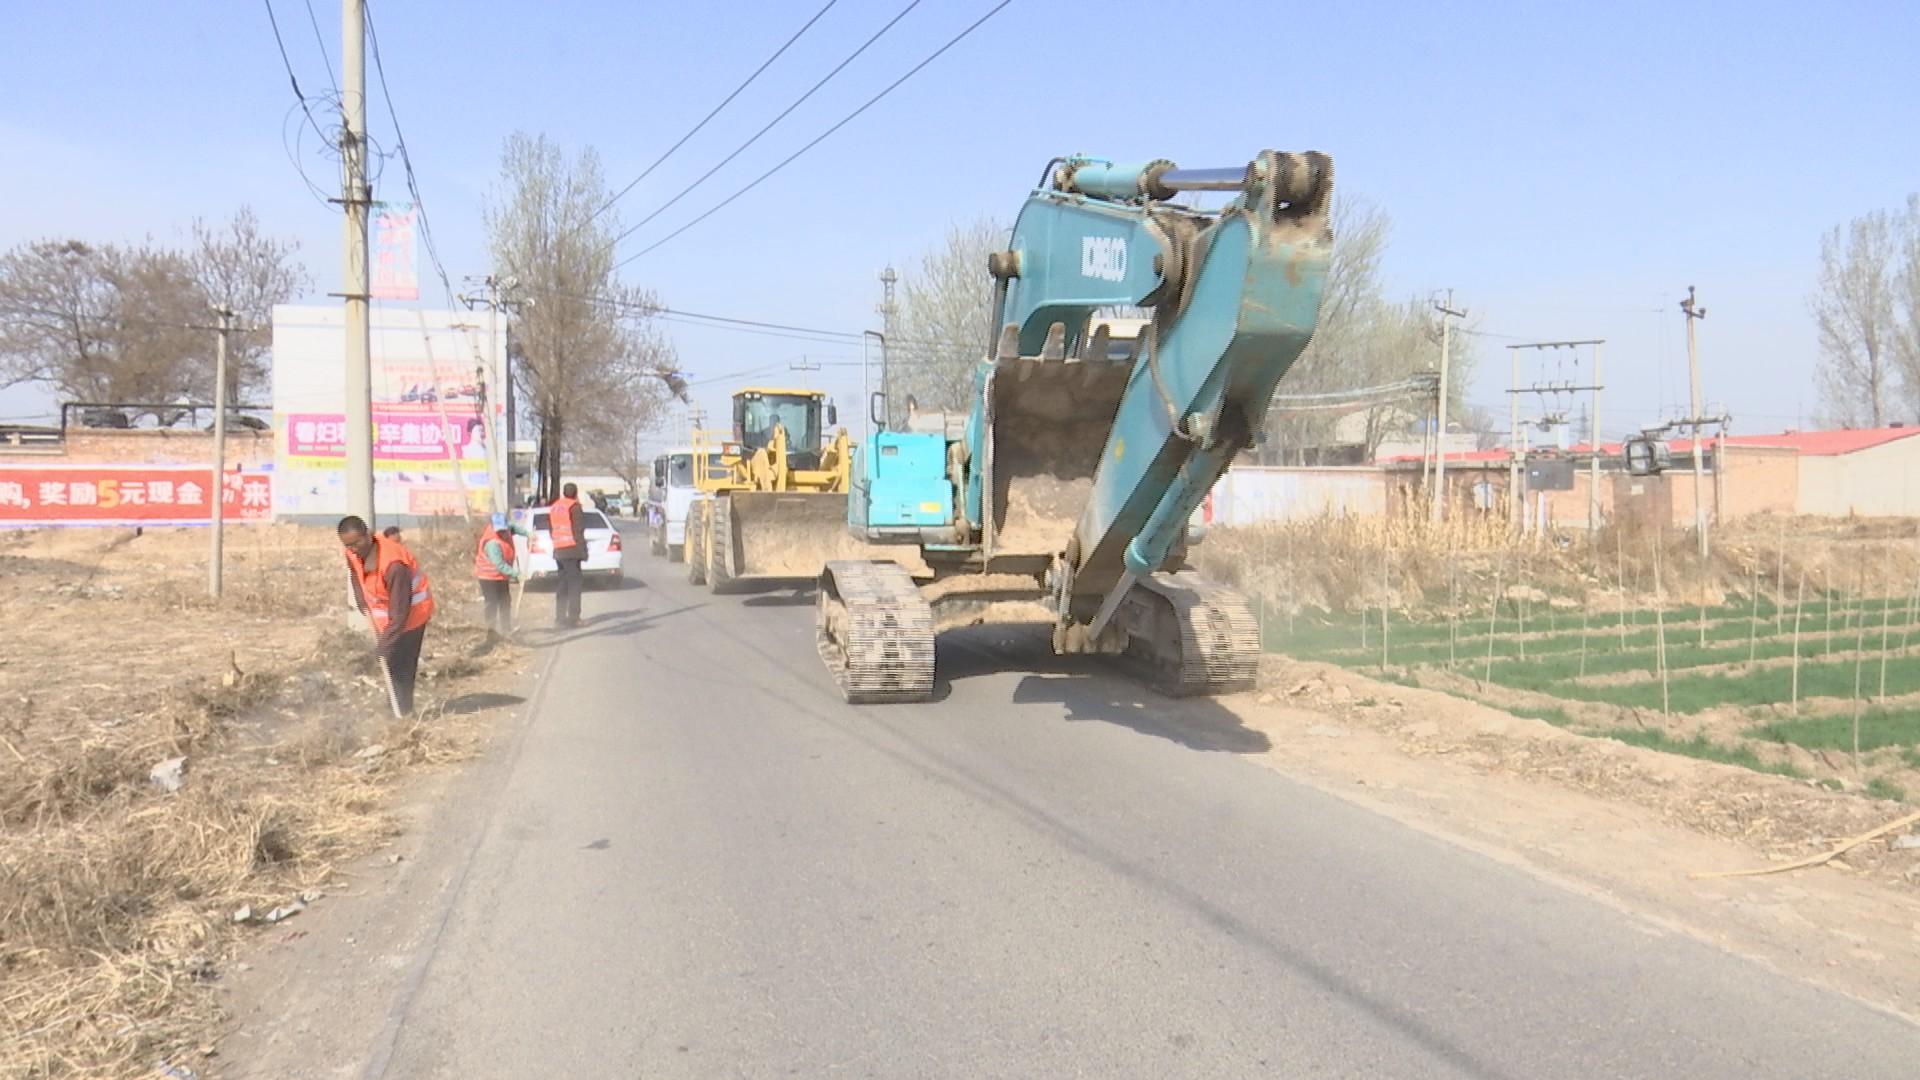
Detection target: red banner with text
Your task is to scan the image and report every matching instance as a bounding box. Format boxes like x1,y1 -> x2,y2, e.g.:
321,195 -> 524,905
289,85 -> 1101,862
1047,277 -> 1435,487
0,466 -> 273,526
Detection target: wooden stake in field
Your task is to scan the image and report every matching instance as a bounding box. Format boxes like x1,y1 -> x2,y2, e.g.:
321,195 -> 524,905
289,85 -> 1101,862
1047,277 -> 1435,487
1791,568 -> 1807,715
1579,590 -> 1591,678
1879,554 -> 1894,701
1825,566 -> 1836,656
1775,517 -> 1787,632
1653,533 -> 1670,719
1517,557 -> 1529,662
1617,527 -> 1629,649
1852,610 -> 1867,772
1448,557 -> 1459,667
1380,545 -> 1391,671
1485,553 -> 1504,683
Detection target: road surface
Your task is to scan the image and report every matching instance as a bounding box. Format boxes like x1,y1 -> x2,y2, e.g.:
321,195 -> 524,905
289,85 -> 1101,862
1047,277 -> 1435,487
261,551 -> 1920,1078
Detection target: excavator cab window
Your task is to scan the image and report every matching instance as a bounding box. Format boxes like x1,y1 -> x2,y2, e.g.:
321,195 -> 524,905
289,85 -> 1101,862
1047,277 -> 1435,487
734,393 -> 822,455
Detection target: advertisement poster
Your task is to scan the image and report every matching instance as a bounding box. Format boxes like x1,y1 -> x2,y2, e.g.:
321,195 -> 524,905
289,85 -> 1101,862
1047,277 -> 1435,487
271,306 -> 503,520
371,202 -> 420,301
0,466 -> 273,527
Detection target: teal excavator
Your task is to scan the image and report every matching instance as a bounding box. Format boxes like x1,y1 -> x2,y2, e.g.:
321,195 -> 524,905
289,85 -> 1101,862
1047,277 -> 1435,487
818,150 -> 1334,702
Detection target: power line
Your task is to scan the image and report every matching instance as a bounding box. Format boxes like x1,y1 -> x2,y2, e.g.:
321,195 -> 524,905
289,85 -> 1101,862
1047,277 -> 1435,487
613,0 -> 1013,269
261,0 -> 332,146
589,1 -> 838,229
301,0 -> 340,95
362,1 -> 454,303
599,0 -> 926,262
527,285 -> 980,355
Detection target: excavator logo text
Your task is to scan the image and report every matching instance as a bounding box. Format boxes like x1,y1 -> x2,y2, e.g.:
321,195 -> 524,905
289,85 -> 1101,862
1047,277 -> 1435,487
1080,236 -> 1127,283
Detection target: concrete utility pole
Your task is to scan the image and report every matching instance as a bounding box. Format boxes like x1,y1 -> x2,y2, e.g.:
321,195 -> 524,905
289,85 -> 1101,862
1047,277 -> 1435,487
209,308 -> 236,600
1431,291 -> 1466,523
1680,286 -> 1709,558
877,266 -> 898,431
1589,342 -> 1604,534
340,0 -> 375,525
462,274 -> 521,513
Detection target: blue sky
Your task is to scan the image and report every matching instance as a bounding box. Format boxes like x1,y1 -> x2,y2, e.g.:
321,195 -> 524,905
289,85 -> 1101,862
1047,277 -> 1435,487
4,0 -> 1917,454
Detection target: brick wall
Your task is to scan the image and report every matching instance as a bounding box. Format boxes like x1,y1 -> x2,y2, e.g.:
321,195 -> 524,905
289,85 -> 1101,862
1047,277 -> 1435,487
0,428 -> 275,469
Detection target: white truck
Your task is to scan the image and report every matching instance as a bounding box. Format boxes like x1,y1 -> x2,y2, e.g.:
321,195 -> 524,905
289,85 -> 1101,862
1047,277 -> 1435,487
644,448 -> 719,562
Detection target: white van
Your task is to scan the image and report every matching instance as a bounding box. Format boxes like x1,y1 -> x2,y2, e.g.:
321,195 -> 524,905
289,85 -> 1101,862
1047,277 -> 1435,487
645,448 -> 720,561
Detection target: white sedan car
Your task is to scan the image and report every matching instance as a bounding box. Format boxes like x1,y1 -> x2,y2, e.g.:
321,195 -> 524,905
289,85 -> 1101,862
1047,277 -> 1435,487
514,505 -> 624,583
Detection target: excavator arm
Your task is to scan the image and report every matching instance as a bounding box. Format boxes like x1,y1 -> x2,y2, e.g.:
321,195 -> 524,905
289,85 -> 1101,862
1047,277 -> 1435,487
978,152 -> 1333,629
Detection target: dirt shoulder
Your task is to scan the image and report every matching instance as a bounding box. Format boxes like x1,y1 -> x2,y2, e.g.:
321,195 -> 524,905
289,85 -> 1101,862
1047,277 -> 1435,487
1224,658 -> 1920,1022
0,524 -> 531,1080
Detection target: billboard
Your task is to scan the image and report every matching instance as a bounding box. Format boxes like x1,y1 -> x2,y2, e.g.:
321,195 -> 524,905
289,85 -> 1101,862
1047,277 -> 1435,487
270,305 -> 502,520
371,202 -> 420,301
0,465 -> 272,527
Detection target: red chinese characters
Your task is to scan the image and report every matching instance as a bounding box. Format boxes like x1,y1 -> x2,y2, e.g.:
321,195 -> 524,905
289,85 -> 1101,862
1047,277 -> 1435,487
0,467 -> 272,525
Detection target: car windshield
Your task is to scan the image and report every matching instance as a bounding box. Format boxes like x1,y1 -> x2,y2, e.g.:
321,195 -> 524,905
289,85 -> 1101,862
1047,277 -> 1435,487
668,454 -> 694,486
737,394 -> 819,453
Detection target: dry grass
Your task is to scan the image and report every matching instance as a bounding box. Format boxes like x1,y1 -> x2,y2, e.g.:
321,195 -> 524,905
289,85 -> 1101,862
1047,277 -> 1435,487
0,523 -> 522,1079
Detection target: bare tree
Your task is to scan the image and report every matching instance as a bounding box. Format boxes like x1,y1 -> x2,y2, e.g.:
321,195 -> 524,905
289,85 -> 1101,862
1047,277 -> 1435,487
889,218 -> 1003,418
1811,209 -> 1901,426
0,239 -> 206,409
1262,199 -> 1470,463
486,132 -> 679,501
1892,195 -> 1920,411
190,207 -> 309,401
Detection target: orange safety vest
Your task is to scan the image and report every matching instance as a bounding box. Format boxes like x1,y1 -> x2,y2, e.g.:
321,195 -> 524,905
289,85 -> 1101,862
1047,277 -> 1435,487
473,528 -> 514,581
347,535 -> 434,634
548,495 -> 580,550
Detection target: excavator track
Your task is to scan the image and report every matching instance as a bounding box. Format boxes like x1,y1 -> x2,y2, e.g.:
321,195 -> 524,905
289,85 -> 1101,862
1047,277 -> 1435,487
686,500 -> 709,586
1120,572 -> 1260,697
708,497 -> 736,592
817,560 -> 935,704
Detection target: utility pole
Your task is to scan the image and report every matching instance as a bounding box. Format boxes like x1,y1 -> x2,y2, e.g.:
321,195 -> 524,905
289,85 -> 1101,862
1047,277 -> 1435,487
339,0 -> 374,525
1589,342 -> 1604,534
209,308 -> 236,600
1431,291 -> 1465,523
462,274 -> 521,512
1680,285 -> 1709,558
877,266 -> 898,431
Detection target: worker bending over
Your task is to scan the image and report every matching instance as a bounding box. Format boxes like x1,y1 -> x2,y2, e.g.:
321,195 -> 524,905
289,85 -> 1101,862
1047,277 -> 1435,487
338,515 -> 435,717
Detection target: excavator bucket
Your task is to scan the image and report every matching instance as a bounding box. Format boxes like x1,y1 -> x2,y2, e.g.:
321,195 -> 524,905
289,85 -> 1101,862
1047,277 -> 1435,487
985,348 -> 1133,561
707,491 -> 855,590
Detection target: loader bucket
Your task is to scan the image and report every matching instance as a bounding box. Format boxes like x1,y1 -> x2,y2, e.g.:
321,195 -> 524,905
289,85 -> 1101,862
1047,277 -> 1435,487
986,357 -> 1133,558
709,491 -> 855,589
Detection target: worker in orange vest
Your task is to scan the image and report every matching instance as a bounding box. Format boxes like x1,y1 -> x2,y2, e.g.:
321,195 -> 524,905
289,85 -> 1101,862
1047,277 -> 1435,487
548,482 -> 588,628
473,512 -> 529,640
338,515 -> 436,718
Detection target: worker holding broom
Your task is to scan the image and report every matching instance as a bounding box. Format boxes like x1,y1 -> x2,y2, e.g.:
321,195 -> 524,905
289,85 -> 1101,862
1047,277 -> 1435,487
473,512 -> 528,641
338,516 -> 435,718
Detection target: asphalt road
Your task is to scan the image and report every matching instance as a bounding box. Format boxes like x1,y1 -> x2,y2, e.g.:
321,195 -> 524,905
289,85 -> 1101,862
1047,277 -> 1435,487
365,552 -> 1920,1078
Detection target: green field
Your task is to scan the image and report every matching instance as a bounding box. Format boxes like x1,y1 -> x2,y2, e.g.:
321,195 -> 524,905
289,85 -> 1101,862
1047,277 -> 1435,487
1260,590 -> 1920,792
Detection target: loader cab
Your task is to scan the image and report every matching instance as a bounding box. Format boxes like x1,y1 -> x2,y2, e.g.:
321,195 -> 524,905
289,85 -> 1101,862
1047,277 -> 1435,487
734,389 -> 826,470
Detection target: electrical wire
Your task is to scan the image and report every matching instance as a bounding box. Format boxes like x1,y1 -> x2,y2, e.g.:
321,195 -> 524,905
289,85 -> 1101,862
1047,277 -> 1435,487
588,1 -> 838,230
261,0 -> 332,147
363,1 -> 455,303
301,0 -> 340,95
598,0 -> 925,262
613,0 -> 1013,268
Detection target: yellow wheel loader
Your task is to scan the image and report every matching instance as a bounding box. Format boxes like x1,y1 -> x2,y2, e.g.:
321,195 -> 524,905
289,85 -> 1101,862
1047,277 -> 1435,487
685,388 -> 857,592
